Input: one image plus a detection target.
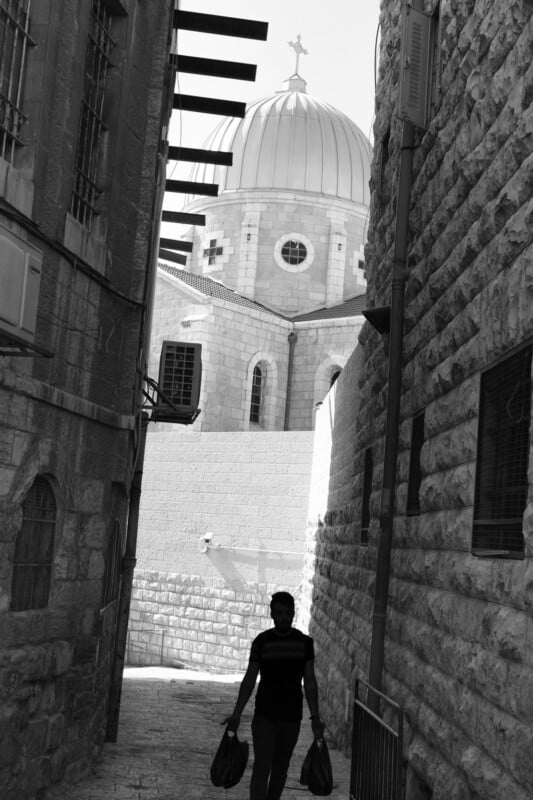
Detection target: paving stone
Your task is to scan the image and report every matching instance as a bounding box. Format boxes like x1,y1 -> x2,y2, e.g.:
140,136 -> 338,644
45,666 -> 351,799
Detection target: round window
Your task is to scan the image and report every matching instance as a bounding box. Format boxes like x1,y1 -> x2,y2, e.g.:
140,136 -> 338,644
274,233 -> 314,273
281,240 -> 307,265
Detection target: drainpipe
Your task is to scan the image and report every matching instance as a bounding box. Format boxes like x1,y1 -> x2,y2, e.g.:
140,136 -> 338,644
368,119 -> 415,707
284,329 -> 297,430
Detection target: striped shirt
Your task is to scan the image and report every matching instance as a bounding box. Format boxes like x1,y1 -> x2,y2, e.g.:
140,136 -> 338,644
250,628 -> 314,721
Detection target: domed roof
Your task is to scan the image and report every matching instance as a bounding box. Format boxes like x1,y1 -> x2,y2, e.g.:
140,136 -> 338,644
188,78 -> 372,205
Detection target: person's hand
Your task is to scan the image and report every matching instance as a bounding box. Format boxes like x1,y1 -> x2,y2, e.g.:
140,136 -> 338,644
311,717 -> 325,740
222,712 -> 241,732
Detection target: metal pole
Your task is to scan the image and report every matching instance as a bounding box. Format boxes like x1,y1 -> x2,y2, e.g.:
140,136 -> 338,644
284,330 -> 297,430
368,120 -> 415,707
106,414 -> 148,741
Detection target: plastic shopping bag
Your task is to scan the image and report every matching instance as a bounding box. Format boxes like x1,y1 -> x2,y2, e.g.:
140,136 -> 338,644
300,738 -> 333,796
210,728 -> 249,789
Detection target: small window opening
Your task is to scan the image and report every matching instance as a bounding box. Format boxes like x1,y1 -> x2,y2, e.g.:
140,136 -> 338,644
281,240 -> 307,265
203,238 -> 223,265
473,345 -> 532,557
250,365 -> 263,424
407,411 -> 425,516
330,369 -> 341,387
101,519 -> 122,607
360,447 -> 373,545
11,476 -> 57,611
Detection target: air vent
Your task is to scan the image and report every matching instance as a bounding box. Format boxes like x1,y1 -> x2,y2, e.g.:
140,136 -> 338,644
398,2 -> 432,129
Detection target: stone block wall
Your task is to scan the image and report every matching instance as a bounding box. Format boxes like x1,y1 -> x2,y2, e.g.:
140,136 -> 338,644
183,189 -> 368,316
0,3 -> 174,797
130,430 -> 315,671
298,2 -> 533,799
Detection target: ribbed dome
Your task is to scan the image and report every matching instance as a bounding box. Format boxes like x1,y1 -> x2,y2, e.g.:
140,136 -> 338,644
188,84 -> 372,205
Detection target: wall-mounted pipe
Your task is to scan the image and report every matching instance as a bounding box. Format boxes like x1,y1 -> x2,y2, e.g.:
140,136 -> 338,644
367,118 -> 416,708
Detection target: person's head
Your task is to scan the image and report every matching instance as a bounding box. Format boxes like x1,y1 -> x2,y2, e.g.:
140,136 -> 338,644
270,592 -> 295,632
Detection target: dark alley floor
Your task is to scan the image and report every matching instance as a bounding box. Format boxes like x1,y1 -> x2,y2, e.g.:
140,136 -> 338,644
45,666 -> 351,799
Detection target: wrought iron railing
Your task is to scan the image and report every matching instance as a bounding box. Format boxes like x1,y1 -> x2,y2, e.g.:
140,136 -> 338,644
350,679 -> 404,800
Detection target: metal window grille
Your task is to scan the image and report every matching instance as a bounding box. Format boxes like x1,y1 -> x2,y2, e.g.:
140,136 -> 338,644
360,447 -> 373,544
281,239 -> 307,265
406,410 -> 425,516
203,238 -> 223,265
0,0 -> 33,163
250,364 -> 262,423
11,476 -> 56,611
350,680 -> 404,800
473,345 -> 532,557
160,342 -> 197,408
71,0 -> 115,228
101,519 -> 122,607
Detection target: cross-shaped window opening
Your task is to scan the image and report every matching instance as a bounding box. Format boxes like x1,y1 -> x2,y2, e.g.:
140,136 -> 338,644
203,239 -> 223,266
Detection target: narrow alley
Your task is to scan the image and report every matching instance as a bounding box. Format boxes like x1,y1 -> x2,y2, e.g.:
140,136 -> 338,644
46,667 -> 351,800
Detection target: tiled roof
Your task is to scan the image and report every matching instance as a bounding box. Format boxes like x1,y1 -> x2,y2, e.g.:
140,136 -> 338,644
158,264 -> 287,319
159,263 -> 367,323
290,294 -> 367,322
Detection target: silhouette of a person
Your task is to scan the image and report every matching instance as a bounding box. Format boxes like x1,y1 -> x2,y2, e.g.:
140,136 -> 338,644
223,591 -> 325,800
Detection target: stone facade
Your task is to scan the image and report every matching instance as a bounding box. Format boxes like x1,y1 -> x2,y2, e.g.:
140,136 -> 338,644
298,2 -> 533,799
183,189 -> 368,314
0,3 -> 174,797
149,266 -> 364,431
131,430 -> 314,671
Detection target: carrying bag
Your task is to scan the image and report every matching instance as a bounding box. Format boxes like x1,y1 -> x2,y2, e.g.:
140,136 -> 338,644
300,738 -> 333,796
210,728 -> 249,789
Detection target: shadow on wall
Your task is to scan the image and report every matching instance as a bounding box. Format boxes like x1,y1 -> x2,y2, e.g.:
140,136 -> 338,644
297,345 -> 368,755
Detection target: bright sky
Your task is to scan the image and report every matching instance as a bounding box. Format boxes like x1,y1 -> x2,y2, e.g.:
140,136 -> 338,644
163,0 -> 381,236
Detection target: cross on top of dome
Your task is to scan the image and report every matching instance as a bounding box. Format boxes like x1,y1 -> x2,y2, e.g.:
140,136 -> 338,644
285,35 -> 309,93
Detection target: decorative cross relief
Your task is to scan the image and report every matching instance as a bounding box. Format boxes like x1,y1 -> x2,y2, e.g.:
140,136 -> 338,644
288,34 -> 308,74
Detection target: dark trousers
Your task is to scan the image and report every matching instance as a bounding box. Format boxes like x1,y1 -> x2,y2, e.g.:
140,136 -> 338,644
250,715 -> 301,800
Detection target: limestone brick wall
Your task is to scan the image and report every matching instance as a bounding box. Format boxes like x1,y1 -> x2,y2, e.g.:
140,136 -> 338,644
130,430 -> 314,671
0,3 -> 174,796
184,189 -> 367,315
299,2 -> 533,799
289,318 -> 364,430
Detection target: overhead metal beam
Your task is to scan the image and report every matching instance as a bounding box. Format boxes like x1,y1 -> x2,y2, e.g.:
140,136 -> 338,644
171,54 -> 257,82
165,179 -> 218,197
162,210 -> 206,226
159,238 -> 193,253
167,146 -> 232,166
174,10 -> 268,41
173,93 -> 246,118
158,249 -> 187,266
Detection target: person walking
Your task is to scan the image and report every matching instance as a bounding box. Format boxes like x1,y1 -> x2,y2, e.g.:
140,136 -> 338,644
223,591 -> 325,800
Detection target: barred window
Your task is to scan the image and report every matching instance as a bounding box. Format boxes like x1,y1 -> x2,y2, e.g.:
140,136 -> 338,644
101,519 -> 122,607
0,0 -> 34,163
473,346 -> 532,557
11,476 -> 56,611
407,411 -> 425,516
71,0 -> 116,228
360,447 -> 373,545
250,365 -> 263,424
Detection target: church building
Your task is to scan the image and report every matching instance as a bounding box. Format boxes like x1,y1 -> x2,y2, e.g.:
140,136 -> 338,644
148,63 -> 372,431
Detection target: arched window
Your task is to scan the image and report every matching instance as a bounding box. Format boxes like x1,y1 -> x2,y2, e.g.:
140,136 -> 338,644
250,365 -> 263,423
330,369 -> 342,387
11,476 -> 57,611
